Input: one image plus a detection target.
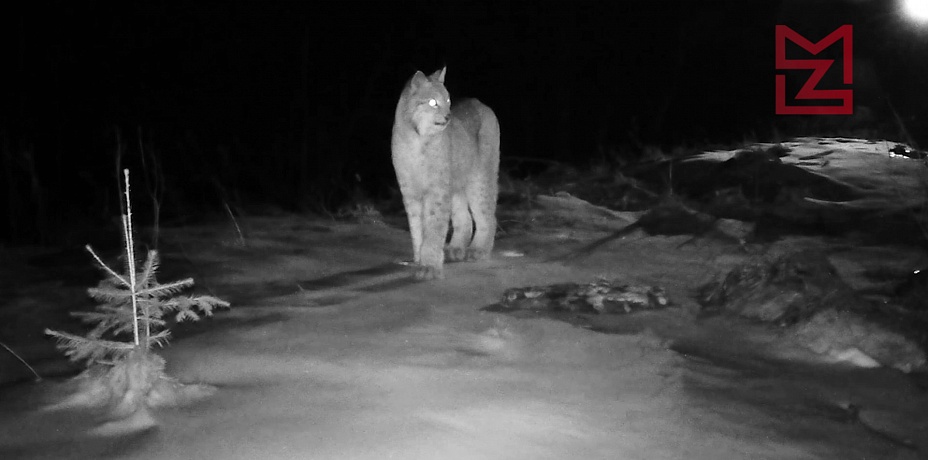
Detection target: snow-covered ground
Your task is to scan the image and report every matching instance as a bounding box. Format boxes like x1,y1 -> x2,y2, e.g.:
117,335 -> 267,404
1,138 -> 927,459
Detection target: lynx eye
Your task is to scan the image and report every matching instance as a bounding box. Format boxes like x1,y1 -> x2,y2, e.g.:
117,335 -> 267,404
428,99 -> 439,108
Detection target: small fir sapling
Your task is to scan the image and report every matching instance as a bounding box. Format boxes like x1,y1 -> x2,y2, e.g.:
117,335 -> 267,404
44,169 -> 229,421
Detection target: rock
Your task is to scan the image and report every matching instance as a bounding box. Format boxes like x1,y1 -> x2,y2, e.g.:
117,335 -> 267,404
794,309 -> 926,373
698,251 -> 927,373
697,251 -> 854,325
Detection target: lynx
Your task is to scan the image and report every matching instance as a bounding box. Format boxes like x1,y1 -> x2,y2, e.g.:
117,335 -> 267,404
391,67 -> 500,280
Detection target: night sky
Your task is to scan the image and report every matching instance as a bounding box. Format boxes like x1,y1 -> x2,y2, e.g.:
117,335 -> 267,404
3,0 -> 927,245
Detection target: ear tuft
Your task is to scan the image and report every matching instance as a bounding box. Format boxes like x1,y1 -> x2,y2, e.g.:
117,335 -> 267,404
430,66 -> 447,84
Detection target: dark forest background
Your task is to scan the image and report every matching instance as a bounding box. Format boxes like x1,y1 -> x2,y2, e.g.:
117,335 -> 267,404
2,0 -> 927,246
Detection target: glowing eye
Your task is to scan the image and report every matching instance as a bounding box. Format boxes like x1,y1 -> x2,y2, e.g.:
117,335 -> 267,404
428,99 -> 438,108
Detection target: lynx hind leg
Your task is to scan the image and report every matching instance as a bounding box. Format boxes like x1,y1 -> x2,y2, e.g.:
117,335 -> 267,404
467,114 -> 500,260
465,180 -> 498,261
416,194 -> 450,280
446,192 -> 473,262
466,103 -> 501,261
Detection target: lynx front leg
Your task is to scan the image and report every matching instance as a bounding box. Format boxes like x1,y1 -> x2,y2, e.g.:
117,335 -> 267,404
417,194 -> 451,280
445,192 -> 473,262
402,197 -> 424,264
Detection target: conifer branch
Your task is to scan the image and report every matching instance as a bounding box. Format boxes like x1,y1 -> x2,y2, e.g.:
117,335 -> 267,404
87,285 -> 133,303
85,245 -> 129,287
138,278 -> 194,298
137,249 -> 160,287
148,329 -> 172,348
73,309 -> 134,334
44,329 -> 135,364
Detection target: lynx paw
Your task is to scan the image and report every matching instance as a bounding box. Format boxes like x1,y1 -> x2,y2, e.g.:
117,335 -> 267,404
415,265 -> 444,281
466,247 -> 491,261
446,246 -> 467,262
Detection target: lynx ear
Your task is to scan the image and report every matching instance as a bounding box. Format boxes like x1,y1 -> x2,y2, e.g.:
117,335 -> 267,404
430,66 -> 447,84
410,70 -> 428,88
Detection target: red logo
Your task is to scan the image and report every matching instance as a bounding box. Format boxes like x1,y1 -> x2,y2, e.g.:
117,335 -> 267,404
775,25 -> 853,115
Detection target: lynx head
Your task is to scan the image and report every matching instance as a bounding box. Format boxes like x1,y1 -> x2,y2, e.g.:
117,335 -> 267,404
400,67 -> 451,136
